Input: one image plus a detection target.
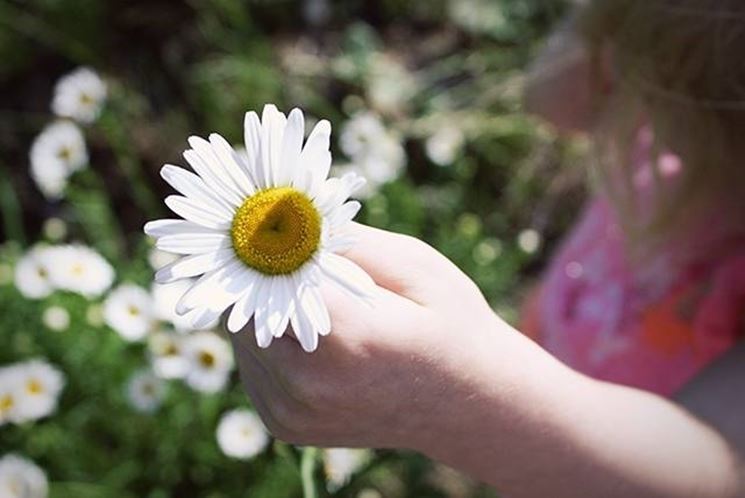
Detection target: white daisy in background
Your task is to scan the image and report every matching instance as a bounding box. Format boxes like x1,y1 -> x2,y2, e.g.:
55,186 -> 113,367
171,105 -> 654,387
126,370 -> 166,413
13,247 -> 55,299
339,111 -> 405,191
144,104 -> 376,352
323,448 -> 371,491
0,367 -> 23,426
44,245 -> 114,298
215,409 -> 270,459
10,360 -> 65,423
152,280 -> 217,332
366,53 -> 417,115
29,121 -> 87,200
448,0 -> 509,35
181,331 -> 234,393
41,306 -> 70,332
103,284 -> 154,341
517,228 -> 542,255
147,247 -> 179,271
51,67 -> 107,124
147,331 -> 188,380
425,125 -> 465,166
0,454 -> 48,498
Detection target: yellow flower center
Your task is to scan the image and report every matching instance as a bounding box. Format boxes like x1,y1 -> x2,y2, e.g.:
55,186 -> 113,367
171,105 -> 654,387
26,379 -> 44,395
231,187 -> 321,275
199,351 -> 215,368
0,394 -> 14,413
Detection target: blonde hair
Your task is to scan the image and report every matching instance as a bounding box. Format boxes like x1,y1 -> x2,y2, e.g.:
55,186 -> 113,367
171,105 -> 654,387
575,0 -> 745,249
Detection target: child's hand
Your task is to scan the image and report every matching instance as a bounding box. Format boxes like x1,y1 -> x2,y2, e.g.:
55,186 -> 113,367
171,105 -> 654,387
229,223 -> 520,449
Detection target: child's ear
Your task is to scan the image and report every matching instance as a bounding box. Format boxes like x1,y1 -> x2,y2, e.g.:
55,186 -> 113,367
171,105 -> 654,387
523,28 -> 600,134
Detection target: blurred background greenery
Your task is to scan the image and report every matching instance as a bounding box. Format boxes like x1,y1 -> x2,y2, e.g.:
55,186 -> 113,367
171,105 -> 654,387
0,0 -> 589,496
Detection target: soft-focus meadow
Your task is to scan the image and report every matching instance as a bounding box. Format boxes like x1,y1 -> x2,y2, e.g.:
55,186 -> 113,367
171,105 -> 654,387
0,0 -> 587,496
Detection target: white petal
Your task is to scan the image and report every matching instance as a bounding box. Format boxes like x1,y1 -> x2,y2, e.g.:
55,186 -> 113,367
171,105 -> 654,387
278,108 -> 304,187
299,119 -> 332,196
318,252 -> 375,300
160,164 -> 235,215
155,249 -> 236,283
176,260 -> 253,314
327,201 -> 361,230
290,302 -> 319,353
183,148 -> 243,208
313,173 -> 366,215
266,276 -> 293,338
144,219 -> 220,238
156,233 -> 232,255
260,104 -> 287,187
244,111 -> 265,189
208,133 -> 256,196
226,275 -> 262,333
253,299 -> 273,348
165,195 -> 232,230
190,307 -> 223,330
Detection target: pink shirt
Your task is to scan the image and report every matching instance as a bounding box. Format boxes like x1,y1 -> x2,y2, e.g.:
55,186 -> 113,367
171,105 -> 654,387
521,133 -> 745,396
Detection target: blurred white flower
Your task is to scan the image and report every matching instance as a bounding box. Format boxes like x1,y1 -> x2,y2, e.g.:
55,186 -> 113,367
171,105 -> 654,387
425,126 -> 465,166
0,454 -> 48,498
103,284 -> 154,341
339,111 -> 406,191
0,368 -> 24,426
126,370 -> 165,413
14,247 -> 55,300
51,67 -> 107,124
29,121 -> 87,200
41,218 -> 67,242
147,331 -> 188,380
216,409 -> 270,459
472,238 -> 503,266
517,228 -> 542,254
182,331 -> 234,393
448,0 -> 508,35
323,448 -> 370,491
147,248 -> 179,271
44,245 -> 114,298
41,306 -> 70,332
13,360 -> 65,423
366,54 -> 417,115
151,280 -> 217,332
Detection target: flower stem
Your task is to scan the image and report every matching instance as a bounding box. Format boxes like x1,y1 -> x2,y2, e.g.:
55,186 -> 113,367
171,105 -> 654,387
301,447 -> 321,498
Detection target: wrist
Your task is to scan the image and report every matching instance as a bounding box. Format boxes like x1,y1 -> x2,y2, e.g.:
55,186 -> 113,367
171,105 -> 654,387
405,316 -> 582,473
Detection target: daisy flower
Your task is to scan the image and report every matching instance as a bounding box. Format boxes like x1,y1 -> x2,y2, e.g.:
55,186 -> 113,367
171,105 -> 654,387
323,448 -> 371,491
29,121 -> 87,200
215,409 -> 270,459
144,104 -> 376,352
13,360 -> 65,423
126,370 -> 166,413
51,67 -> 107,124
339,111 -> 405,188
13,247 -> 55,300
103,284 -> 154,341
147,331 -> 188,380
41,305 -> 70,332
0,368 -> 23,426
425,125 -> 464,166
0,454 -> 48,498
44,245 -> 114,298
181,331 -> 234,393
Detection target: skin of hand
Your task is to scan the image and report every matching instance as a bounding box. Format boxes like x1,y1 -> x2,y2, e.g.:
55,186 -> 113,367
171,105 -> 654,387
230,222 -> 519,450
230,223 -> 745,498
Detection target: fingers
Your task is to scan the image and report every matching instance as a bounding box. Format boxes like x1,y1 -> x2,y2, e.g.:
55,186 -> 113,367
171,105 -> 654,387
339,223 -> 471,306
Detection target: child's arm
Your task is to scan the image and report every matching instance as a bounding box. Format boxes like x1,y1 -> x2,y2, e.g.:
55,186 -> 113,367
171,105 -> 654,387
230,224 -> 745,498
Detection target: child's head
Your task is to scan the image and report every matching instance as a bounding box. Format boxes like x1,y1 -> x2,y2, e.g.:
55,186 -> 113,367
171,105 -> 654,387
550,0 -> 745,244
